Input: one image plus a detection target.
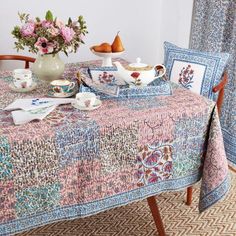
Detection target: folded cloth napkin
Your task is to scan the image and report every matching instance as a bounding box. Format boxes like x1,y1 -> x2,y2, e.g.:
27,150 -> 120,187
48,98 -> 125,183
4,98 -> 76,125
88,67 -> 126,86
4,98 -> 75,111
11,105 -> 57,125
80,67 -> 122,96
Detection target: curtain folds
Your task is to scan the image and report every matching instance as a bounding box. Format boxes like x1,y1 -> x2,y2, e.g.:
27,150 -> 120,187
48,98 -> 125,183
190,0 -> 236,165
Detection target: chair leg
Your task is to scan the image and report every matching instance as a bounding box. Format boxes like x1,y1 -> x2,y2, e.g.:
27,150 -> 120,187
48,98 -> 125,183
229,165 -> 236,173
186,186 -> 193,206
147,196 -> 166,236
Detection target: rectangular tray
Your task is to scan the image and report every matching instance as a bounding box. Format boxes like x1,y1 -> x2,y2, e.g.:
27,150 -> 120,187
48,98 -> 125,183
79,66 -> 172,99
80,79 -> 172,100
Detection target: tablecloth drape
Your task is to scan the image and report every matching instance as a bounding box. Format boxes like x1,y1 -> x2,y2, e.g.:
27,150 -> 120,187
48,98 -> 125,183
0,61 -> 230,235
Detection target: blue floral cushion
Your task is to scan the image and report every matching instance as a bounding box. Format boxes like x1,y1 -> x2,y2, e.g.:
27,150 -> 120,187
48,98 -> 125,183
164,41 -> 230,101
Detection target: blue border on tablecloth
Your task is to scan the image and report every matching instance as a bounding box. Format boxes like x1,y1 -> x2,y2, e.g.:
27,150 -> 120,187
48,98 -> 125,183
0,170 -> 230,236
0,172 -> 202,235
199,174 -> 230,212
222,128 -> 236,167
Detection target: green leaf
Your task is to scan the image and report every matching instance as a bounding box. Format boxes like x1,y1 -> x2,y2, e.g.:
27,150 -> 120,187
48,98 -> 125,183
64,50 -> 68,57
68,17 -> 72,25
45,10 -> 53,21
36,17 -> 41,22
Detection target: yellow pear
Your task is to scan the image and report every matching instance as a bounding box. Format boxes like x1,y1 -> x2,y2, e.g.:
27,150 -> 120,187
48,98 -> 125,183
111,32 -> 125,52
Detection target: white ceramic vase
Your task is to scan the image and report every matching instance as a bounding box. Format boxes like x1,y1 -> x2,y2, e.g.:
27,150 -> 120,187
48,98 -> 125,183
32,53 -> 65,82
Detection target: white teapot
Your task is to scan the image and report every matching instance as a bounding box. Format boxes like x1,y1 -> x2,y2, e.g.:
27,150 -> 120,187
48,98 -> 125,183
113,58 -> 166,86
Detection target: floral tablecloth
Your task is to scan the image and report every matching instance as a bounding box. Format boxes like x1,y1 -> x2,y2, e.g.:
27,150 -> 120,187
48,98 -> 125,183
0,60 -> 230,235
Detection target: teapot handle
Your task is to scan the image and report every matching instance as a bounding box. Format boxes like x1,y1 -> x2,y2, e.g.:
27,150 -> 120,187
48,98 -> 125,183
154,64 -> 166,79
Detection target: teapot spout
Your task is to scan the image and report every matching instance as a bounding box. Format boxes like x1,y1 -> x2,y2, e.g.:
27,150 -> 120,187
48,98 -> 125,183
114,61 -> 131,84
113,61 -> 125,72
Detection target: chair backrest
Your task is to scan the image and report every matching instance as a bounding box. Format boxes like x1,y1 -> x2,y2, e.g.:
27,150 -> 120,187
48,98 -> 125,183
212,72 -> 228,114
0,55 -> 35,69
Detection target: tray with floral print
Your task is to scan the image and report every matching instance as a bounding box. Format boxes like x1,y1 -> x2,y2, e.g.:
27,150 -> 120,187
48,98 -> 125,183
79,67 -> 172,99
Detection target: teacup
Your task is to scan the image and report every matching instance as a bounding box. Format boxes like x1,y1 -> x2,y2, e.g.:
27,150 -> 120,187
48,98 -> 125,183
50,79 -> 75,95
13,69 -> 32,89
75,92 -> 96,108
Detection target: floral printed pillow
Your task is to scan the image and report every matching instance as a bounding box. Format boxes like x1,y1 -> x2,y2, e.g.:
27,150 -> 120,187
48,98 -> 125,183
164,41 -> 230,101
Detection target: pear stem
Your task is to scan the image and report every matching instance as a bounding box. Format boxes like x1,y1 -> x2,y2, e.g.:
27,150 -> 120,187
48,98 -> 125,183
117,31 -> 120,35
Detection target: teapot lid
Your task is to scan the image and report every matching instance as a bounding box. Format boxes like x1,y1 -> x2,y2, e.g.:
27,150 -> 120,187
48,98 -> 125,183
129,58 -> 148,68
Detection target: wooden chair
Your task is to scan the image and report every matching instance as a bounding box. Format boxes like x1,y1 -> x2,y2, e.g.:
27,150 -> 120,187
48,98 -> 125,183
0,55 -> 35,69
186,72 -> 228,206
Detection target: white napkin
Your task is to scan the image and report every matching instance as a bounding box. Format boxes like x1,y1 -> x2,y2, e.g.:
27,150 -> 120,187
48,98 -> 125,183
4,98 -> 75,111
11,105 -> 57,125
4,97 -> 76,125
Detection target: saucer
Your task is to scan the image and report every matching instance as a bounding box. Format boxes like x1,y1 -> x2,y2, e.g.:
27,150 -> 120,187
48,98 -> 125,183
48,90 -> 76,98
71,98 -> 102,111
9,82 -> 37,93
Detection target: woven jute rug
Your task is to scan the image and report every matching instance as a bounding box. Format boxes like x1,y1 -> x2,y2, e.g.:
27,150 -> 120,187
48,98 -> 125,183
16,172 -> 236,236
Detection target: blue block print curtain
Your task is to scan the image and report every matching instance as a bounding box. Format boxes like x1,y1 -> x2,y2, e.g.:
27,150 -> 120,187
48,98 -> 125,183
190,0 -> 236,166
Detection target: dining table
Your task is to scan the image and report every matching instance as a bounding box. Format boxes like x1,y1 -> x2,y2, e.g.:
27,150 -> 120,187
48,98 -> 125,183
0,59 -> 230,235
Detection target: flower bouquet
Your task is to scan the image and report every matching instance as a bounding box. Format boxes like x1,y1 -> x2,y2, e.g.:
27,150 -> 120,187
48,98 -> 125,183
12,10 -> 88,82
12,10 -> 88,55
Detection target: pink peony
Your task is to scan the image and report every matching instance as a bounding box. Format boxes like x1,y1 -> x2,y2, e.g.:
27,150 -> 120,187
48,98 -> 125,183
20,22 -> 35,37
41,20 -> 53,28
34,37 -> 54,54
61,26 -> 75,43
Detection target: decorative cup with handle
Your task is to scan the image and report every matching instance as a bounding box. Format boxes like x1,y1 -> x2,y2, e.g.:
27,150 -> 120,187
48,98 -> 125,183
50,79 -> 75,95
75,92 -> 96,108
13,69 -> 32,89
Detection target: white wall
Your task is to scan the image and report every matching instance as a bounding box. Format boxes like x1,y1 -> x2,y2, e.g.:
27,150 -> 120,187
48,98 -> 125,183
0,0 -> 193,70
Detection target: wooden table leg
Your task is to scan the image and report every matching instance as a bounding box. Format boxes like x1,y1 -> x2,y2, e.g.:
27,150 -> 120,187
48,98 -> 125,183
147,196 -> 166,236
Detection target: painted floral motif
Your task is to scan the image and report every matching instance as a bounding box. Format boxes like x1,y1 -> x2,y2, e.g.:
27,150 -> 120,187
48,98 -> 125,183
136,144 -> 173,186
178,65 -> 194,89
98,71 -> 115,84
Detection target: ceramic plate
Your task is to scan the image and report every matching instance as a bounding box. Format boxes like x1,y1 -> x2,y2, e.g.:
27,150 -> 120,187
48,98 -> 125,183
9,82 -> 37,93
48,90 -> 76,98
71,98 -> 102,111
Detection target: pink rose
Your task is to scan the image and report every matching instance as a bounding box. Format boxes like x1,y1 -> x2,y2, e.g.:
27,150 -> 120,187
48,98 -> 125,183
20,22 -> 35,36
55,19 -> 64,29
48,26 -> 59,36
61,26 -> 75,43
